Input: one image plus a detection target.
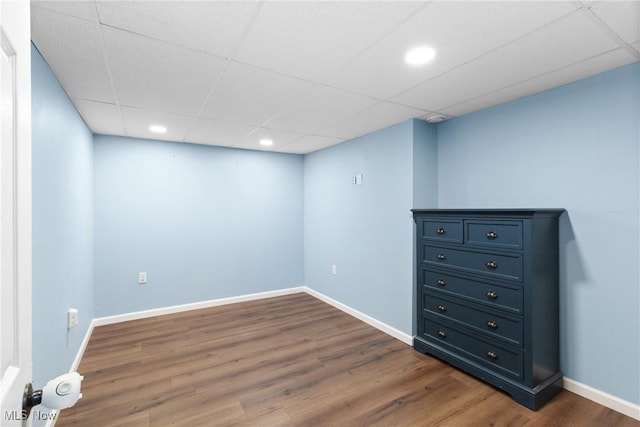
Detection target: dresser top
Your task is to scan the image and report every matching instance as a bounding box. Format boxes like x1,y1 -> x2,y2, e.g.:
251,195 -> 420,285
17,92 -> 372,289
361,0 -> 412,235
411,209 -> 565,217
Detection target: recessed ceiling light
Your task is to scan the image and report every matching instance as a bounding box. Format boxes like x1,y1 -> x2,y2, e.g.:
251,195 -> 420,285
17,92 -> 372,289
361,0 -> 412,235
259,138 -> 273,147
405,46 -> 436,66
425,115 -> 447,123
149,124 -> 167,134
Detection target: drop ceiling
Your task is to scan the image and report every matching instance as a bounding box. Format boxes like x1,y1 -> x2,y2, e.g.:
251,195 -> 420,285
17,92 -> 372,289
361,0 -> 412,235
31,1 -> 639,154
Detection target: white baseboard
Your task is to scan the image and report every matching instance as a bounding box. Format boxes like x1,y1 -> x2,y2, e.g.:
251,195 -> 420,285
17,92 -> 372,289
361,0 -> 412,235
92,286 -> 307,327
89,286 -> 412,346
70,321 -> 95,372
563,377 -> 640,420
61,287 -> 638,423
303,287 -> 413,346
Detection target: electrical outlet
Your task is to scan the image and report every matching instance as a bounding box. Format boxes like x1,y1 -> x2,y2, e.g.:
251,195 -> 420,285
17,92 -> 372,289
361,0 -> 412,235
332,264 -> 337,275
68,309 -> 78,329
138,272 -> 147,284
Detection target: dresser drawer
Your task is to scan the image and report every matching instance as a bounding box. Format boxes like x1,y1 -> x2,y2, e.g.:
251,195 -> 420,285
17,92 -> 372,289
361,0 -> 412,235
466,220 -> 523,249
423,245 -> 523,282
422,292 -> 523,346
423,320 -> 524,381
422,270 -> 523,314
420,218 -> 463,243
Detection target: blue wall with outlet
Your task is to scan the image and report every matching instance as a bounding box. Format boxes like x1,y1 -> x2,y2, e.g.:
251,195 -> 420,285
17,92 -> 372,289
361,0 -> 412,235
31,45 -> 95,410
304,119 -> 437,334
93,135 -> 304,316
436,63 -> 640,404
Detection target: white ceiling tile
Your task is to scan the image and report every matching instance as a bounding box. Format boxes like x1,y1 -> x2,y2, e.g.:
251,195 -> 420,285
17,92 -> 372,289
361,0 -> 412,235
31,1 -> 98,22
441,47 -> 638,117
73,99 -> 123,135
318,102 -> 428,140
95,1 -> 259,57
392,10 -> 623,111
233,127 -> 306,152
234,1 -> 422,82
31,7 -> 114,103
102,27 -> 225,116
121,107 -> 194,143
185,119 -> 255,147
589,1 -> 640,44
266,85 -> 378,134
200,61 -> 316,126
31,0 -> 637,155
327,1 -> 579,99
275,135 -> 345,154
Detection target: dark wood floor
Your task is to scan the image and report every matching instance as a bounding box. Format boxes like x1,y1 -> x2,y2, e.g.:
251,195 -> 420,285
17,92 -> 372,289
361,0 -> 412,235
57,293 -> 638,427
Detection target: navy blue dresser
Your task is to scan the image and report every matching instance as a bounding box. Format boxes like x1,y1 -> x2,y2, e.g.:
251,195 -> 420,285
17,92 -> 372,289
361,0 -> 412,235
412,209 -> 565,410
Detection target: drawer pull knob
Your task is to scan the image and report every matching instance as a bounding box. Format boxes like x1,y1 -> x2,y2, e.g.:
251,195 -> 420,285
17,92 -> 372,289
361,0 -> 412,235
486,351 -> 498,360
437,304 -> 447,312
486,231 -> 498,240
485,260 -> 498,270
437,253 -> 447,261
436,227 -> 446,235
436,279 -> 447,286
486,320 -> 498,329
485,290 -> 498,299
437,330 -> 447,338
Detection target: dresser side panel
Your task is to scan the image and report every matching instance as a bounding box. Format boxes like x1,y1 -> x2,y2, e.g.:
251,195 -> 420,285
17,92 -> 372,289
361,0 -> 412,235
530,214 -> 561,384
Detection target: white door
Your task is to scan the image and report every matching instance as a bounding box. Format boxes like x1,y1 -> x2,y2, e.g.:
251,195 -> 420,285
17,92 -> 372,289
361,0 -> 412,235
0,0 -> 32,425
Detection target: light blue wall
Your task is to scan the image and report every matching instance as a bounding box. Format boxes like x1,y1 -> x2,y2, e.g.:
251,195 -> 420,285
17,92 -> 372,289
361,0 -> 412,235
436,63 -> 640,405
31,44 -> 94,399
93,135 -> 304,316
304,120 -> 437,334
413,119 -> 438,209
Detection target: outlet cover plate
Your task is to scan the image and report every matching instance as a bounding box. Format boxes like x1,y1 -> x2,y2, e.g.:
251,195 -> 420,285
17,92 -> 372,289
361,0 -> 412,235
68,309 -> 79,329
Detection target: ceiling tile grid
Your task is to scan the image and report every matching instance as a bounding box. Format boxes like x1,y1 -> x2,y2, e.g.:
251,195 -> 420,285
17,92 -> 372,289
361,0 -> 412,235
391,8 -> 626,112
263,84 -> 380,135
32,0 -> 98,22
120,107 -> 195,143
199,60 -> 317,127
73,99 -> 124,136
187,118 -> 255,148
94,1 -> 261,57
30,1 -> 639,154
233,1 -> 424,83
326,1 -> 580,100
101,27 -> 227,117
318,101 -> 432,140
276,135 -> 345,155
440,47 -> 639,118
31,6 -> 114,103
589,0 -> 640,44
232,127 -> 306,152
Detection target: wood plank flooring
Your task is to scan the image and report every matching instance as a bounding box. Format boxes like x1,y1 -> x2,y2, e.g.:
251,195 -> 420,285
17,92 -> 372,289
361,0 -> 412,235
57,293 -> 638,427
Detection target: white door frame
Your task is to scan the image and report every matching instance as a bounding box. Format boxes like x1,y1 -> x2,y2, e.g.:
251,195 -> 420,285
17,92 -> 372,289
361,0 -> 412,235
0,0 -> 32,425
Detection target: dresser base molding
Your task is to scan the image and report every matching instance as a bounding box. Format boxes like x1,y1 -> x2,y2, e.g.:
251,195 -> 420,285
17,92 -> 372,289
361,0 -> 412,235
414,336 -> 563,411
